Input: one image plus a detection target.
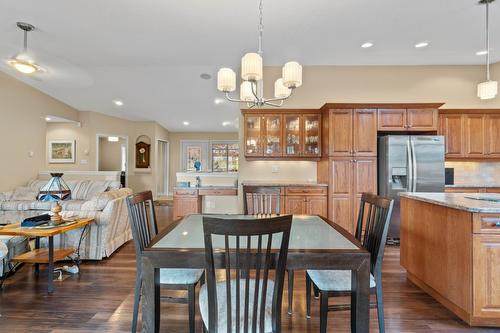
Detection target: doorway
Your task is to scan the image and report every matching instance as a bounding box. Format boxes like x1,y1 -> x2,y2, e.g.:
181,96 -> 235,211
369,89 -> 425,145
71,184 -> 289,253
96,134 -> 128,186
156,139 -> 169,197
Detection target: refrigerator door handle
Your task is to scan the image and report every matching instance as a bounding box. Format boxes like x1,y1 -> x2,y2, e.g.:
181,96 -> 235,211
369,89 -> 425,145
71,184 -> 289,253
407,139 -> 413,192
411,139 -> 417,192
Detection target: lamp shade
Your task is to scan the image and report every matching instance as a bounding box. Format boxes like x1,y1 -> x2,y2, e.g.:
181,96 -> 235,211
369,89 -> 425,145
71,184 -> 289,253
217,68 -> 236,92
282,61 -> 302,88
38,173 -> 71,202
274,78 -> 291,98
477,80 -> 498,100
240,81 -> 255,102
241,53 -> 263,81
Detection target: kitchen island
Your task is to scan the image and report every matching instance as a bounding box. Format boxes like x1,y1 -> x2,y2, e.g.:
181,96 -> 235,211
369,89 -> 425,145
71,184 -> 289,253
400,192 -> 500,327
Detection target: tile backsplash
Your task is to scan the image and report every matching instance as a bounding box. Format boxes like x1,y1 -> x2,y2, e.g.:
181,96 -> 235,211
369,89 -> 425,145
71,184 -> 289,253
445,161 -> 500,186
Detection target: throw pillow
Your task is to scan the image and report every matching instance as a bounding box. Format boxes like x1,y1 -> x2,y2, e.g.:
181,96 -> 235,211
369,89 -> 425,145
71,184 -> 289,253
11,187 -> 38,201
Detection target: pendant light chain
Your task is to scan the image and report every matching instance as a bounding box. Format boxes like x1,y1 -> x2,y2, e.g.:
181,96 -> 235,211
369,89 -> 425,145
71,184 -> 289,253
486,0 -> 490,81
258,0 -> 264,55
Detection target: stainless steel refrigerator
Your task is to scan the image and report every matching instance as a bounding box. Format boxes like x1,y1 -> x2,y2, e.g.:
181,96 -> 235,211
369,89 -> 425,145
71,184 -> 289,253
378,135 -> 445,240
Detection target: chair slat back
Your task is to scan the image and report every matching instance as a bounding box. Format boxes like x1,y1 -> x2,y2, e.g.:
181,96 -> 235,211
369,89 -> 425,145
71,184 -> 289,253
354,193 -> 394,274
126,191 -> 159,260
202,215 -> 292,333
244,189 -> 281,216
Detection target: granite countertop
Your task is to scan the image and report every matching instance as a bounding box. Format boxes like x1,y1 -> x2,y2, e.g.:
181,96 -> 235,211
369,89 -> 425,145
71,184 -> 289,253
241,181 -> 328,187
400,192 -> 500,213
173,185 -> 238,190
445,184 -> 500,188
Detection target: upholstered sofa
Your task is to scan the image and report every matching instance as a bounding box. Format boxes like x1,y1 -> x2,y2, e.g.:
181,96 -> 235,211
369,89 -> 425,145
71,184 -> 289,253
0,178 -> 133,275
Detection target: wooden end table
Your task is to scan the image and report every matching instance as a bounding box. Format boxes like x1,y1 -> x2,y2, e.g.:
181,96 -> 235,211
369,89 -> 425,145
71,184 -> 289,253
0,218 -> 94,293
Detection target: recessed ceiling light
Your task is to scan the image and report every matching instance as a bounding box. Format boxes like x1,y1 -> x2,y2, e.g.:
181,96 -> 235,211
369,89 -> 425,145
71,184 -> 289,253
415,42 -> 429,48
214,98 -> 224,105
108,136 -> 119,142
200,73 -> 212,80
113,100 -> 124,106
183,121 -> 190,126
476,50 -> 488,56
45,117 -> 52,121
222,121 -> 232,127
361,42 -> 374,48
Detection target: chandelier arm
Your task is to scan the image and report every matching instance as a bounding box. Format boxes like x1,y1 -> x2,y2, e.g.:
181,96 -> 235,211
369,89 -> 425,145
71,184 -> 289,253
250,81 -> 261,101
224,92 -> 246,103
263,88 -> 294,103
264,100 -> 284,107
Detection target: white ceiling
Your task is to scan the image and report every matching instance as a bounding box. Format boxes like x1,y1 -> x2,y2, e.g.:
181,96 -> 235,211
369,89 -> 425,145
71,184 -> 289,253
0,0 -> 499,132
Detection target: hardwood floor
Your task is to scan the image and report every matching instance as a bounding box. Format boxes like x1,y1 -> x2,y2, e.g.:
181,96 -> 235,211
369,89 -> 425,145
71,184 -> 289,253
0,206 -> 498,332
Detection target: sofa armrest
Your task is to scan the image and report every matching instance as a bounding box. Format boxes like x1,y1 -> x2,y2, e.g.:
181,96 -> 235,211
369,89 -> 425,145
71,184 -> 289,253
0,191 -> 12,202
80,188 -> 132,211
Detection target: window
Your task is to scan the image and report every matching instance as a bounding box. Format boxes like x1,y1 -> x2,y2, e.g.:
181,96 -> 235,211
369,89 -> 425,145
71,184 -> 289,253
211,142 -> 239,172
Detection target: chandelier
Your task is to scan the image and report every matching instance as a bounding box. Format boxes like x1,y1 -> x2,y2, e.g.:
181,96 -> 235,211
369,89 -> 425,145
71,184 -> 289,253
216,0 -> 302,107
477,0 -> 497,100
8,22 -> 45,75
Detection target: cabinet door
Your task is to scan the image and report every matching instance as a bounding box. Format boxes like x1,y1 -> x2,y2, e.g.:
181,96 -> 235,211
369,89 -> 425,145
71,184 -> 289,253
353,109 -> 377,156
377,109 -> 407,131
440,114 -> 464,158
330,158 -> 354,233
465,114 -> 486,157
407,109 -> 438,131
485,114 -> 500,158
244,115 -> 263,156
353,158 -> 377,196
303,113 -> 321,156
262,115 -> 283,156
307,196 -> 327,217
283,114 -> 302,157
328,109 -> 353,156
284,196 -> 307,215
473,235 -> 500,318
173,197 -> 200,220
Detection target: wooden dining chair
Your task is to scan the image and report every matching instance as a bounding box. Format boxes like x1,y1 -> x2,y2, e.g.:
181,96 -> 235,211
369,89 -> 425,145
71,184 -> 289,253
200,215 -> 292,333
305,193 -> 394,333
126,191 -> 205,333
243,189 -> 295,316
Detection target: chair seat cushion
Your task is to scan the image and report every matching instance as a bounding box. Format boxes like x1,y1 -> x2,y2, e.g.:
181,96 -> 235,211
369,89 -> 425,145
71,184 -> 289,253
159,268 -> 204,285
199,279 -> 275,333
307,270 -> 376,291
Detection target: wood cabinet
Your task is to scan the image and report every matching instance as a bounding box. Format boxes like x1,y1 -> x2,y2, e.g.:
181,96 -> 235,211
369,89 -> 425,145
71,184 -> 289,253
378,108 -> 438,131
439,110 -> 500,160
242,184 -> 328,216
173,189 -> 201,220
324,108 -> 377,157
243,110 -> 321,159
326,157 -> 377,234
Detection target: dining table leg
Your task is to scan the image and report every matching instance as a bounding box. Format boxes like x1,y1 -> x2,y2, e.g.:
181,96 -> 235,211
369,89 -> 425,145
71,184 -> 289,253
351,258 -> 370,333
141,257 -> 160,333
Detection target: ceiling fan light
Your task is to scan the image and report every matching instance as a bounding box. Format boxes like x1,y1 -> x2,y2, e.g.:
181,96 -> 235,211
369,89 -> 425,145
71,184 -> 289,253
7,58 -> 39,74
282,61 -> 302,88
217,68 -> 236,92
274,78 -> 291,98
477,80 -> 498,100
241,53 -> 263,81
240,81 -> 255,102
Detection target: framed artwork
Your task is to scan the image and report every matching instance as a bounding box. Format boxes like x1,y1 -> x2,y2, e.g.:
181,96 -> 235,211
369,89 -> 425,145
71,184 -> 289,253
186,146 -> 201,171
49,140 -> 76,163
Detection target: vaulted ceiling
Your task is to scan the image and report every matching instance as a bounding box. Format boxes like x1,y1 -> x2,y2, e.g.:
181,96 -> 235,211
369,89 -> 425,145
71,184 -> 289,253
0,0 -> 498,131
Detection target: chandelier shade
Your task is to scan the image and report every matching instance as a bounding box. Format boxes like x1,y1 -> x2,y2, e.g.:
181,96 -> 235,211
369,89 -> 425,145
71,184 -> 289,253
274,78 -> 291,98
217,68 -> 236,92
282,61 -> 302,88
477,80 -> 498,100
240,81 -> 255,101
241,53 -> 263,81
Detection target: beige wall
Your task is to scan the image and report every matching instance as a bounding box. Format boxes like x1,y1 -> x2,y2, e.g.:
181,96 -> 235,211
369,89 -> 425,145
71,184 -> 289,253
168,132 -> 238,193
0,71 -> 79,192
98,137 -> 125,171
46,112 -> 170,196
238,63 -> 500,190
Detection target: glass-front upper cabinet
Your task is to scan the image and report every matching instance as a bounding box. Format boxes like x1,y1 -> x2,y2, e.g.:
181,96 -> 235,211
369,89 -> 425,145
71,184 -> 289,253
263,115 -> 282,156
303,114 -> 321,156
244,115 -> 262,156
284,114 -> 301,156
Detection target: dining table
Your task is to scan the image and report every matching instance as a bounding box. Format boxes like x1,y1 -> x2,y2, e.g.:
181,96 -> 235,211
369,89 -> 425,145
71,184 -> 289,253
141,214 -> 371,333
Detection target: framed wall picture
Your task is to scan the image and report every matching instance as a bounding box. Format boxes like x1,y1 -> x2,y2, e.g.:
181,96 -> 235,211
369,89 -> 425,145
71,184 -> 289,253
49,140 -> 76,163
